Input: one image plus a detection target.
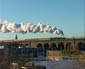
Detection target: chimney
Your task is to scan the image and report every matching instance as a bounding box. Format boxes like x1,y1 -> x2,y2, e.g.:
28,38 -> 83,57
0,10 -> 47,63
15,34 -> 18,40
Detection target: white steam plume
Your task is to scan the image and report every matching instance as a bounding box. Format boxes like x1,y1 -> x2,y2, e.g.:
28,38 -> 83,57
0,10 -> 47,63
0,20 -> 64,36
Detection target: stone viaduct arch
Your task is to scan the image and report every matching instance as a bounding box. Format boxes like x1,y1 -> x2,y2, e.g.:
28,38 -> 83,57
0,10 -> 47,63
3,38 -> 85,51
50,43 -> 56,50
30,38 -> 85,51
77,42 -> 85,51
58,42 -> 64,50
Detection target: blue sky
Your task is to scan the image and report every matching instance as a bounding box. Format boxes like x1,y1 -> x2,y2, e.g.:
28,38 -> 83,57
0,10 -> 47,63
0,0 -> 84,40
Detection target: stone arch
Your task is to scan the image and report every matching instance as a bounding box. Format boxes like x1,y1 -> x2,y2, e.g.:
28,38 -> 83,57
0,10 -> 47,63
66,42 -> 72,50
37,43 -> 42,48
51,43 -> 57,50
44,43 -> 49,49
58,42 -> 64,50
78,42 -> 85,51
37,43 -> 43,52
25,43 -> 29,46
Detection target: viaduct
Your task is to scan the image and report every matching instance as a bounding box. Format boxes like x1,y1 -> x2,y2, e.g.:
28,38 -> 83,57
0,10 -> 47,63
0,38 -> 85,51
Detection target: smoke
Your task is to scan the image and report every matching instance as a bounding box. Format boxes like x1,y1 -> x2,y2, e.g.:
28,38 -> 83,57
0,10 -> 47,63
0,20 -> 64,36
